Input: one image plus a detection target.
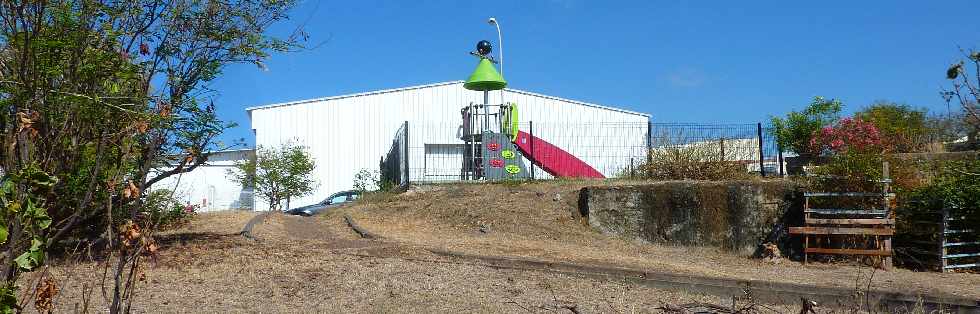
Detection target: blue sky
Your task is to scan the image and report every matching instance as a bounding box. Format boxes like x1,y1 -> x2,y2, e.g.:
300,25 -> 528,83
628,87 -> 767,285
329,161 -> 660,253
209,1 -> 980,146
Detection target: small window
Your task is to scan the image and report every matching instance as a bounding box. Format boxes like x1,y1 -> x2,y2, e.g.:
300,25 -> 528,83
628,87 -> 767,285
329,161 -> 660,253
329,195 -> 348,204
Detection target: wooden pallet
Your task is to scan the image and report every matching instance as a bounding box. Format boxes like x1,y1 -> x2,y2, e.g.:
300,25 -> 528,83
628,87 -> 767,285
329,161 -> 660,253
789,163 -> 895,269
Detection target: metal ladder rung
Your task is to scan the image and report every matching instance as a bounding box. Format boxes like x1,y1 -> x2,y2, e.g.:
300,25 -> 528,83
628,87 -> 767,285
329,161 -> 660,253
944,263 -> 980,270
943,253 -> 980,259
944,241 -> 980,247
944,229 -> 976,234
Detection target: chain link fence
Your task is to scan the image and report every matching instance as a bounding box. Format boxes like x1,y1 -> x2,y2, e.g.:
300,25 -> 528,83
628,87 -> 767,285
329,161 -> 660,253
379,121 -> 783,185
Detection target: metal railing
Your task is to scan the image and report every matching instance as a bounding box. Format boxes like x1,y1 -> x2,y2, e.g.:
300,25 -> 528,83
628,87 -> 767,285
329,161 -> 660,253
649,123 -> 783,176
379,122 -> 409,188
896,201 -> 979,272
380,121 -> 782,185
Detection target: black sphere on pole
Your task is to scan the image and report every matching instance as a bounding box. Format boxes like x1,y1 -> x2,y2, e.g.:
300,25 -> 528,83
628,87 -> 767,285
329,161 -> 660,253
476,40 -> 492,57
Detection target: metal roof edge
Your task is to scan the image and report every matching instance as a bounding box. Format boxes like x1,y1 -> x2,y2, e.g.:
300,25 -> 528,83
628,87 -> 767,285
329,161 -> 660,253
207,148 -> 255,154
245,81 -> 465,112
244,80 -> 650,118
503,88 -> 650,118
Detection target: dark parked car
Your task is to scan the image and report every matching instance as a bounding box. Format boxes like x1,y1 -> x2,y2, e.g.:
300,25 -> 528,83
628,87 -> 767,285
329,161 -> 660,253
285,190 -> 360,216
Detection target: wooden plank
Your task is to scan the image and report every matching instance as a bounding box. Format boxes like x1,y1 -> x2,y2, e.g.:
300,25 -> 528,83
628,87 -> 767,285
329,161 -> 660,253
805,218 -> 894,225
804,209 -> 888,216
789,226 -> 894,236
804,192 -> 896,198
803,174 -> 892,183
805,248 -> 892,256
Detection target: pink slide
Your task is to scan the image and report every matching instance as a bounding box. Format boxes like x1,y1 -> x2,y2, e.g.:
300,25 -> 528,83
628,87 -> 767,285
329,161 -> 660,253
514,131 -> 605,179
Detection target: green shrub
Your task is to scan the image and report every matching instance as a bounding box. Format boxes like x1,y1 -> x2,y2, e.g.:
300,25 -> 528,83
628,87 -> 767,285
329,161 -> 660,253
806,151 -> 886,193
770,96 -> 843,157
353,168 -> 394,192
904,160 -> 980,225
141,190 -> 195,230
855,102 -> 929,153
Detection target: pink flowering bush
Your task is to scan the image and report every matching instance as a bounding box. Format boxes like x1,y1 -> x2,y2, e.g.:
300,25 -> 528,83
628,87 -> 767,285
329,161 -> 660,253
808,117 -> 892,190
809,117 -> 885,155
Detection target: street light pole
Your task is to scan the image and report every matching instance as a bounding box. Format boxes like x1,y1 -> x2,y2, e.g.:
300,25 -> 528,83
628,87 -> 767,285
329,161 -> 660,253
488,18 -> 503,76
488,18 -> 505,107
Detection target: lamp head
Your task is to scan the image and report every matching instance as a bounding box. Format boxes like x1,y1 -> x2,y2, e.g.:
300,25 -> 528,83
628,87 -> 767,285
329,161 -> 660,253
487,17 -> 497,25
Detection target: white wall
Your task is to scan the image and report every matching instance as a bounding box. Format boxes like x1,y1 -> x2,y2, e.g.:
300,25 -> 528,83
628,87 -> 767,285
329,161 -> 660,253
249,81 -> 650,211
152,149 -> 254,212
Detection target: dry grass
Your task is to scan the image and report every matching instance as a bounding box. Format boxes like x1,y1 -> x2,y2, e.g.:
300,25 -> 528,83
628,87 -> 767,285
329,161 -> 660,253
21,209 -> 790,313
337,181 -> 980,301
17,181 -> 978,312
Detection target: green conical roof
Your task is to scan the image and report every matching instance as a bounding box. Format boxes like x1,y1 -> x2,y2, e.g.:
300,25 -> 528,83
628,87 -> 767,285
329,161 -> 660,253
464,58 -> 506,91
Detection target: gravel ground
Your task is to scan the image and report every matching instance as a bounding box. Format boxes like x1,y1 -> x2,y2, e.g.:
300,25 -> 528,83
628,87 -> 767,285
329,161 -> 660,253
22,212 -> 802,313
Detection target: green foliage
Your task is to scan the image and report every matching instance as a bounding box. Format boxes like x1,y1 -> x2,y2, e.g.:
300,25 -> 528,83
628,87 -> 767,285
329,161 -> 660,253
0,283 -> 15,314
770,96 -> 843,156
0,0 -> 303,311
855,102 -> 928,152
0,166 -> 57,272
808,151 -> 886,193
228,143 -> 317,211
902,159 -> 980,229
142,190 -> 195,230
353,169 -> 393,192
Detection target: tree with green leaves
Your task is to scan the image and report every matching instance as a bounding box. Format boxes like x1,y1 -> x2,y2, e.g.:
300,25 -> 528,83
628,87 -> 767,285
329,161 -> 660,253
770,96 -> 843,157
943,49 -> 980,149
855,102 -> 928,153
0,0 -> 304,312
228,143 -> 317,212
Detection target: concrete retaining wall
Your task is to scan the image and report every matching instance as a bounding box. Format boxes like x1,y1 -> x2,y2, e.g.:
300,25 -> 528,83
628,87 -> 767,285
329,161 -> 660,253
581,180 -> 800,255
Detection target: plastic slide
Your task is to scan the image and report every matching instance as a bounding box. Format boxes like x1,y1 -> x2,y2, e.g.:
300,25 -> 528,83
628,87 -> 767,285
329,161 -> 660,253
513,131 -> 605,179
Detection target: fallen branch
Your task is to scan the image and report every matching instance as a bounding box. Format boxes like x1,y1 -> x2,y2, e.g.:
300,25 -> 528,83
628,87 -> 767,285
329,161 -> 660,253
344,214 -> 380,239
561,304 -> 583,314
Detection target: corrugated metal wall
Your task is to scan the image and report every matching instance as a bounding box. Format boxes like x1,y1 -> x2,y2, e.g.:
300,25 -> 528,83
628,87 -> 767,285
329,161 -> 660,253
153,149 -> 254,212
249,81 -> 649,210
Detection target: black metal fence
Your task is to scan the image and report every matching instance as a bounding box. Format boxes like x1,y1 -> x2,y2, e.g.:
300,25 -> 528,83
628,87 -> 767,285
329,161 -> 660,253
896,200 -> 980,272
649,123 -> 783,176
379,121 -> 784,185
379,121 -> 409,188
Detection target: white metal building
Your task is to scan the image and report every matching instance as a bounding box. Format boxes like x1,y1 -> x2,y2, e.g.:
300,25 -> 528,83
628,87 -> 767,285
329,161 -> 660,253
246,81 -> 650,210
153,149 -> 254,212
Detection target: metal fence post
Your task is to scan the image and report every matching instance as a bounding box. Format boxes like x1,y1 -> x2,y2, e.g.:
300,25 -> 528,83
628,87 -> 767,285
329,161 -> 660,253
529,121 -> 535,180
629,158 -> 635,179
646,121 -> 653,178
777,144 -> 785,177
757,122 -> 765,177
403,121 -> 410,187
719,137 -> 726,161
941,205 -> 949,272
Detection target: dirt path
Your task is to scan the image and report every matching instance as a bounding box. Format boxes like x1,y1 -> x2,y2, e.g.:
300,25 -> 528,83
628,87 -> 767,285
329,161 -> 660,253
134,212 -> 796,313
320,183 -> 980,312
326,213 -> 979,313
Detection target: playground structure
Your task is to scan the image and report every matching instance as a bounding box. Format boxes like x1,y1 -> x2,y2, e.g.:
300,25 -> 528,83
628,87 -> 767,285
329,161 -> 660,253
460,40 -> 604,181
